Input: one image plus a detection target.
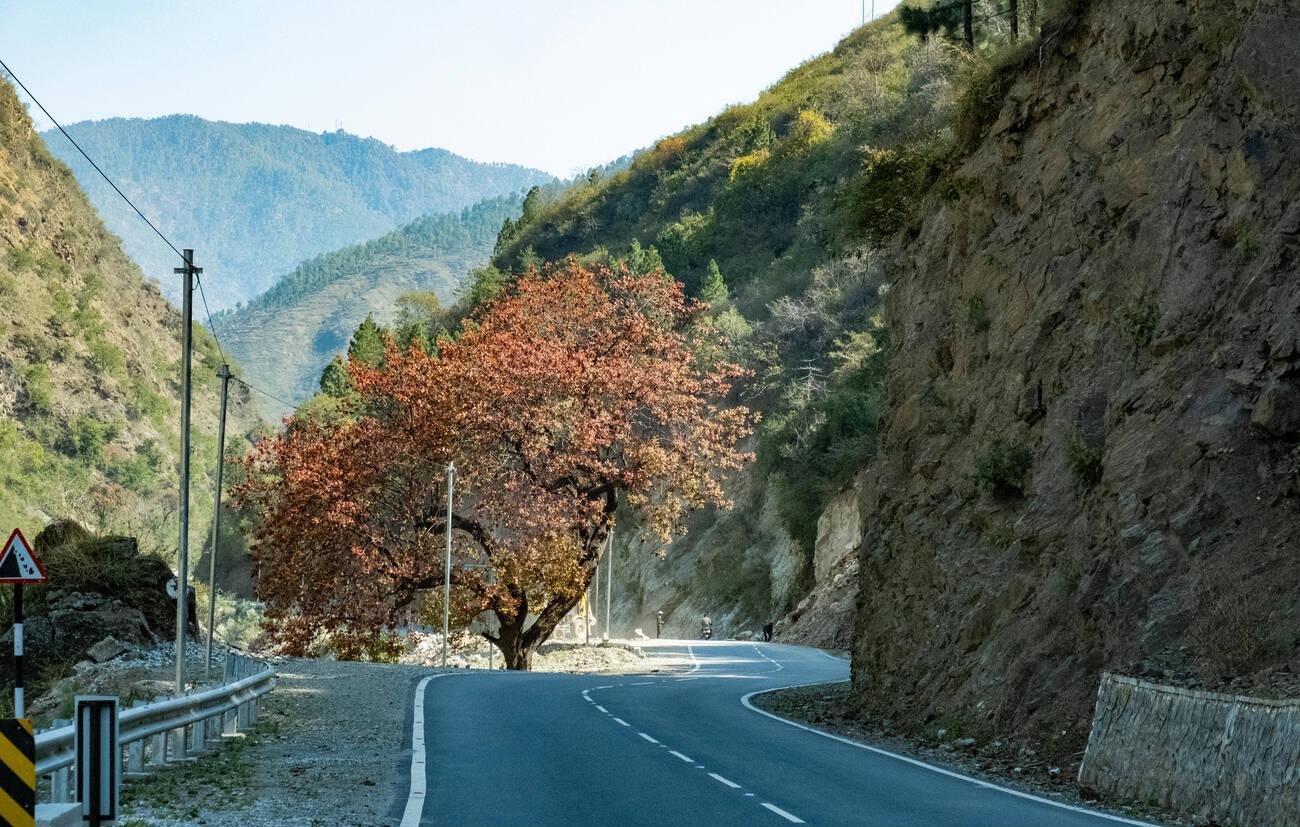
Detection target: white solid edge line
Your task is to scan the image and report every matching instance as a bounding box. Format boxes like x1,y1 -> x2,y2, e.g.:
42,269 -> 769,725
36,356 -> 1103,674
685,643 -> 701,675
760,802 -> 806,823
400,673 -> 460,827
739,681 -> 1163,827
708,772 -> 741,789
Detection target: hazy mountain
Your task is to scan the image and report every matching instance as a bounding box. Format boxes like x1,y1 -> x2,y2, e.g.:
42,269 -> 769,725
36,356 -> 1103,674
43,116 -> 553,309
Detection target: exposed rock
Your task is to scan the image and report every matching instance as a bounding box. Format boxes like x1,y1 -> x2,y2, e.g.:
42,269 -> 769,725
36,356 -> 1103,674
813,478 -> 864,586
853,0 -> 1300,782
86,636 -> 130,664
1250,377 -> 1300,437
47,593 -> 153,650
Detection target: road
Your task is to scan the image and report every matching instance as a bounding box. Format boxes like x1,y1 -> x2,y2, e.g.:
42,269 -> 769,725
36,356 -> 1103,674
398,640 -> 1159,826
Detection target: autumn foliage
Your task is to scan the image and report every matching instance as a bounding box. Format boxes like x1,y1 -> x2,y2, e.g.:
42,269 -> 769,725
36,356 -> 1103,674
237,261 -> 752,668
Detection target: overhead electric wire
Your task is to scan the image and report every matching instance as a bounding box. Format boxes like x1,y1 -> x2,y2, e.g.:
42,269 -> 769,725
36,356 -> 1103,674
0,57 -> 185,262
194,274 -> 229,366
1,56 -> 304,415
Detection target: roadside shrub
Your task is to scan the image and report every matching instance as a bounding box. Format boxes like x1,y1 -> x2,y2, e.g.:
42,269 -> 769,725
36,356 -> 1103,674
844,143 -> 943,244
22,364 -> 53,413
729,148 -> 771,182
1066,439 -> 1103,489
60,415 -> 120,463
1123,304 -> 1159,347
973,438 -> 1033,498
787,110 -> 834,152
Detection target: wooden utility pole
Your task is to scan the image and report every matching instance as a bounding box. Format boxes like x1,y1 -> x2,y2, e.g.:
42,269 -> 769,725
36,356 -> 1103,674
174,249 -> 201,694
204,363 -> 231,679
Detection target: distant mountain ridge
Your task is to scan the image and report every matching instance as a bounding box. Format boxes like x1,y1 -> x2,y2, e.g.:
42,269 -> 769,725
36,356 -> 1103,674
214,196 -> 520,416
44,116 -> 553,308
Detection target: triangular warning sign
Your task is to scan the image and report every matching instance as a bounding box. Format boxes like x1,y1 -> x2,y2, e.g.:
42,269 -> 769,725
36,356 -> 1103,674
0,529 -> 47,584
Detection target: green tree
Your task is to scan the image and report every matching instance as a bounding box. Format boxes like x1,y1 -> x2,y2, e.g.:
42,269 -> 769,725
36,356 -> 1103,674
900,0 -> 974,47
626,240 -> 665,276
348,315 -> 386,367
319,356 -> 352,397
699,260 -> 730,306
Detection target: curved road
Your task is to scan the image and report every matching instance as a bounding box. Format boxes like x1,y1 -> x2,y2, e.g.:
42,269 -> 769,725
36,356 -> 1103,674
397,641 -> 1158,826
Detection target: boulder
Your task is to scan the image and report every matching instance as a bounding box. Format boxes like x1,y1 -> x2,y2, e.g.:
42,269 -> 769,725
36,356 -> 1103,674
33,519 -> 92,554
46,592 -> 154,656
86,636 -> 130,664
1251,378 -> 1300,438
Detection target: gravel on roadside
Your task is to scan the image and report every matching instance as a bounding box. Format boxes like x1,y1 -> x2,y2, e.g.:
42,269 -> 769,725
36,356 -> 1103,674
120,658 -> 439,827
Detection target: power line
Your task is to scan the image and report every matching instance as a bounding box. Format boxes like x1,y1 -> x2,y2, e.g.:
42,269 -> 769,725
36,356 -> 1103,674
0,57 -> 185,262
235,378 -> 301,414
194,274 -> 229,366
1,57 -> 308,417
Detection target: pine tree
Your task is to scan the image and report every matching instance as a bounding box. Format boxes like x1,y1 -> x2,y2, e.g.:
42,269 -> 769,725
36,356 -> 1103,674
348,315 -> 386,368
699,260 -> 730,306
319,356 -> 351,397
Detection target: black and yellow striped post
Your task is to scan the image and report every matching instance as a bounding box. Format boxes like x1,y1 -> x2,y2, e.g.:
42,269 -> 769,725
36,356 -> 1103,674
0,718 -> 35,827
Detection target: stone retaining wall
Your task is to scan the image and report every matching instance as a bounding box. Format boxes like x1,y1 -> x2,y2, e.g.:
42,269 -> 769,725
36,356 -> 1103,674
1078,673 -> 1300,826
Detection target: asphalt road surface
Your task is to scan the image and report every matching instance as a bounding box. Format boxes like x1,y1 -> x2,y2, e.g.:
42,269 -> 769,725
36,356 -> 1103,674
398,640 -> 1159,827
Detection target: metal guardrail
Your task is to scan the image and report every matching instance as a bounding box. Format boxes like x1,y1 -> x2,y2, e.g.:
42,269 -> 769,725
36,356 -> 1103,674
34,652 -> 275,803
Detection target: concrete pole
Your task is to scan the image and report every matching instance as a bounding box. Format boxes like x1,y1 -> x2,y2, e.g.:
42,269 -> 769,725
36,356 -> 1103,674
205,364 -> 231,680
442,462 -> 455,668
173,249 -> 202,694
603,528 -> 613,641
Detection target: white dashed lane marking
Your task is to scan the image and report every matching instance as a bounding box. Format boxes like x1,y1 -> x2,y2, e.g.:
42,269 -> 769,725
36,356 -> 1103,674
761,803 -> 805,823
639,732 -> 660,744
612,717 -> 630,726
709,773 -> 741,789
669,750 -> 694,763
595,705 -> 608,713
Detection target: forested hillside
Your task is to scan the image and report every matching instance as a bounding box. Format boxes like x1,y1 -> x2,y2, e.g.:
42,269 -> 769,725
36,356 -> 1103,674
488,14 -> 956,635
45,116 -> 552,308
0,79 -> 261,568
214,197 -> 519,415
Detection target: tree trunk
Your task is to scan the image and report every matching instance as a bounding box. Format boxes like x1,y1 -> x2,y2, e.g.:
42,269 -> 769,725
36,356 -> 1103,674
487,539 -> 606,670
1010,0 -> 1019,41
964,1 -> 974,46
1028,0 -> 1038,32
492,607 -> 537,670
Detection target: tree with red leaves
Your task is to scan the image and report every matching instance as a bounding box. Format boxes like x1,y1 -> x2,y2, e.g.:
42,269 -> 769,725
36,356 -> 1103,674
237,260 -> 752,669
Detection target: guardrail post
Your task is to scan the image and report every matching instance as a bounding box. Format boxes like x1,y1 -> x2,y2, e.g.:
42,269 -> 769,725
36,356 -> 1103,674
189,720 -> 205,754
126,701 -> 147,778
51,718 -> 70,802
150,726 -> 167,768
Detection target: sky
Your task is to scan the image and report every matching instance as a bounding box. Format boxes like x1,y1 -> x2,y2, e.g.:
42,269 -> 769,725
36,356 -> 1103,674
0,0 -> 901,176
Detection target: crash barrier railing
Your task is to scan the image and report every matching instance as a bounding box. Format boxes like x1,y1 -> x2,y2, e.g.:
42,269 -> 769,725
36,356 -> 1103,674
34,652 -> 275,803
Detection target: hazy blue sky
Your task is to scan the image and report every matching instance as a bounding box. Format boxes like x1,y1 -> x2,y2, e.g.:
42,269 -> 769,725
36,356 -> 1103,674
0,0 -> 901,175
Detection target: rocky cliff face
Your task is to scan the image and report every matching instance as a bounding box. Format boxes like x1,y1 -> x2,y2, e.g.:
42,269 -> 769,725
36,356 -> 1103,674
854,0 -> 1300,767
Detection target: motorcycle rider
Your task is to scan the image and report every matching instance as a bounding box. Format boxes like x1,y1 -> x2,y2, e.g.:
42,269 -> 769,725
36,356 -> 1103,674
701,614 -> 713,640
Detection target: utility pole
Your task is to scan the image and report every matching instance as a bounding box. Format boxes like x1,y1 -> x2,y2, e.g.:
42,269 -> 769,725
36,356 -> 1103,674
442,462 -> 455,668
174,249 -> 201,694
204,364 -> 231,680
603,528 -> 613,641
